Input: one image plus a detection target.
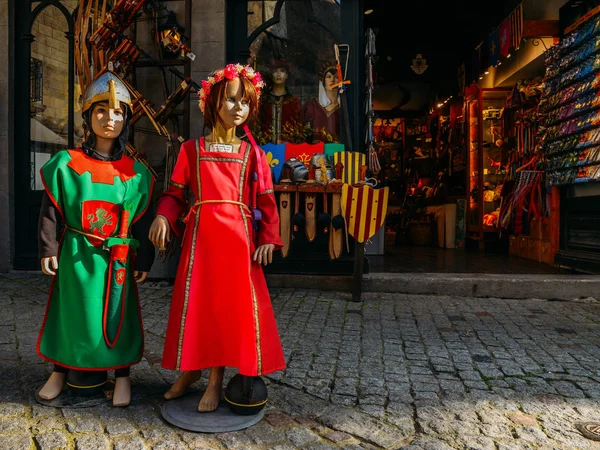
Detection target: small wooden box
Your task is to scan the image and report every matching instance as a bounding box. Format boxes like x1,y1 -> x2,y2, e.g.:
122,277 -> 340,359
541,217 -> 552,241
539,239 -> 554,265
527,238 -> 541,261
517,236 -> 529,259
509,235 -> 518,256
530,217 -> 542,240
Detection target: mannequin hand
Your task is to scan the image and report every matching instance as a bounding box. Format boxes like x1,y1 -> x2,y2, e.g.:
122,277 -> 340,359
41,256 -> 58,276
252,244 -> 275,266
149,215 -> 170,250
134,271 -> 148,283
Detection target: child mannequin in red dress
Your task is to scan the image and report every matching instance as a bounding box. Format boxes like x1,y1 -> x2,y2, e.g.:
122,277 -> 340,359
149,64 -> 286,412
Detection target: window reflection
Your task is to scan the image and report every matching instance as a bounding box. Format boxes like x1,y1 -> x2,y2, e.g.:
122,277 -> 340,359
29,6 -> 71,190
248,0 -> 341,146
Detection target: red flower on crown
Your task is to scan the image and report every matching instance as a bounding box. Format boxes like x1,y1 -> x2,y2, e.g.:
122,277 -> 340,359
198,63 -> 265,113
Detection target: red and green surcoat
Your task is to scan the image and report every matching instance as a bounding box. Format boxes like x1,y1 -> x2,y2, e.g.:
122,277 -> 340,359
37,149 -> 154,370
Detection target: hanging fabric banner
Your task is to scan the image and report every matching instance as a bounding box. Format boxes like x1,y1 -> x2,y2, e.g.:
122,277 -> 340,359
500,18 -> 511,57
510,3 -> 524,51
488,28 -> 500,67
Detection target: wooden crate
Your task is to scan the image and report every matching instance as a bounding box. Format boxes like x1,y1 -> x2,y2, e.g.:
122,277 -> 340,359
527,238 -> 541,261
530,217 -> 542,240
539,240 -> 554,265
517,236 -> 529,259
509,235 -> 518,256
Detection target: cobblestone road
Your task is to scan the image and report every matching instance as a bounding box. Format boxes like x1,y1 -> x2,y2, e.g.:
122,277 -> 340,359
0,273 -> 599,449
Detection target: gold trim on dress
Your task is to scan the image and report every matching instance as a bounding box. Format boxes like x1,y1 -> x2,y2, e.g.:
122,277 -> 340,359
176,139 -> 202,370
170,180 -> 186,189
199,157 -> 243,164
239,141 -> 263,375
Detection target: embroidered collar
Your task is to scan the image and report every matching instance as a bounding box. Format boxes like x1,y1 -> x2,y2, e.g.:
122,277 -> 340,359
67,148 -> 137,184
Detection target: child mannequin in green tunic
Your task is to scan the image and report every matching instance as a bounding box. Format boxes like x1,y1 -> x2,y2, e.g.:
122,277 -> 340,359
38,73 -> 154,407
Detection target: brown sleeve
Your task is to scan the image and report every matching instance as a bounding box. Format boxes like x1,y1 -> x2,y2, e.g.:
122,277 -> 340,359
38,192 -> 62,259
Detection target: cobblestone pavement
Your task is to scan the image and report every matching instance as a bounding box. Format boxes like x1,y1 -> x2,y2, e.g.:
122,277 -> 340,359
0,273 -> 600,449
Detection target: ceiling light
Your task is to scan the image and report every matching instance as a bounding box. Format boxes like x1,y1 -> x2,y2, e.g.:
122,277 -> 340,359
364,9 -> 374,14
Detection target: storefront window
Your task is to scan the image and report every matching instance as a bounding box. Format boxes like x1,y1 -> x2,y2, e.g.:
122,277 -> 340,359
29,4 -> 72,190
247,0 -> 342,146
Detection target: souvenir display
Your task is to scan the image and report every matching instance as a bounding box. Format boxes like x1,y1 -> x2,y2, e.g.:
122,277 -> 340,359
539,14 -> 600,186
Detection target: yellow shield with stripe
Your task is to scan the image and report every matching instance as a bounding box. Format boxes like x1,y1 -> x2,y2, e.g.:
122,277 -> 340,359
333,151 -> 367,185
341,184 -> 389,243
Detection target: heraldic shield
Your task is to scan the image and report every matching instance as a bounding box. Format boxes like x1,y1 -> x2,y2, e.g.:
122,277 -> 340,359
341,184 -> 389,243
81,200 -> 119,247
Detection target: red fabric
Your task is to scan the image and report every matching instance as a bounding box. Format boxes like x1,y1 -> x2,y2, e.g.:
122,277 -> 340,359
303,98 -> 340,142
67,149 -> 136,184
158,138 -> 285,376
285,142 -> 325,167
258,93 -> 302,142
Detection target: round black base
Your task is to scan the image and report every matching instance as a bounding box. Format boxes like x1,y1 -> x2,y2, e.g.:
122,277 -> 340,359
161,392 -> 264,433
34,380 -> 115,408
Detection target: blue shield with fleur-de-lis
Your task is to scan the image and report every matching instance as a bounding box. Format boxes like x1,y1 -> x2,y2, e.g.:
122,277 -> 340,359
261,143 -> 287,183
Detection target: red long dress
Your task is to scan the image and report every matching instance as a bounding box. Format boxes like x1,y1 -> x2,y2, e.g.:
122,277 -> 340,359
157,138 -> 286,376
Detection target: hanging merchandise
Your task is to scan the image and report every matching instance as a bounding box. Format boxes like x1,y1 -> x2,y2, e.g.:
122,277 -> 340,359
538,12 -> 600,187
157,11 -> 196,60
365,28 -> 381,176
332,44 -> 353,152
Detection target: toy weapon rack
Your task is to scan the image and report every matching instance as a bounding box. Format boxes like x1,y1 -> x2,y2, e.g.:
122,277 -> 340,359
74,0 -> 195,179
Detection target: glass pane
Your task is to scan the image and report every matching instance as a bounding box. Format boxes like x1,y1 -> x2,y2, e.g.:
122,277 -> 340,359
30,6 -> 70,190
248,0 -> 341,146
248,1 -> 278,37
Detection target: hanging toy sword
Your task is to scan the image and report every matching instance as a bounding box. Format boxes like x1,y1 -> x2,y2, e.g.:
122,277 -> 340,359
102,199 -> 140,348
332,44 -> 352,152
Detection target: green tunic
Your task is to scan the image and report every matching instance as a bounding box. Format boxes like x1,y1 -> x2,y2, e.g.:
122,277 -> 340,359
37,149 -> 153,370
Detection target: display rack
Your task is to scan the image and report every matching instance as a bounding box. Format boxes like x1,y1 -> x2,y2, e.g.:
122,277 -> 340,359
465,87 -> 511,249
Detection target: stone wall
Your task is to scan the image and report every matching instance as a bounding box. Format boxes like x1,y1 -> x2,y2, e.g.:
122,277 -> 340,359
189,0 -> 226,138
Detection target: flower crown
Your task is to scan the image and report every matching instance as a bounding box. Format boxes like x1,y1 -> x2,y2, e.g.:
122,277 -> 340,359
198,63 -> 265,113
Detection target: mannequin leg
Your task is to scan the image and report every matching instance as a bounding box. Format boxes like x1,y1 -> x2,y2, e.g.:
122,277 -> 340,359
113,367 -> 131,407
164,370 -> 202,400
198,367 -> 224,412
38,365 -> 67,400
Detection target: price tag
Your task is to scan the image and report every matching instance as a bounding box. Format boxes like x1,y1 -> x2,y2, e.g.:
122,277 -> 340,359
187,52 -> 196,61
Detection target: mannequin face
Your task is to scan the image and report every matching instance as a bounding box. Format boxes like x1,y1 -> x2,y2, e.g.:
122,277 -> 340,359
324,71 -> 338,92
218,77 -> 250,129
272,67 -> 288,86
90,102 -> 125,140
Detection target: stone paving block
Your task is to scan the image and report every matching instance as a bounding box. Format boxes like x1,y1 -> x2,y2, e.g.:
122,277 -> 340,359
105,419 -> 138,437
286,426 -> 320,446
245,421 -> 285,445
34,431 -> 68,450
74,435 -> 111,450
217,430 -> 253,449
67,417 -> 103,434
0,417 -> 28,434
0,433 -> 33,450
113,436 -> 149,450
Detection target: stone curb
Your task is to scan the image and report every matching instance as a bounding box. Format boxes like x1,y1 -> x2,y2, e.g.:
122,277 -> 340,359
266,273 -> 600,301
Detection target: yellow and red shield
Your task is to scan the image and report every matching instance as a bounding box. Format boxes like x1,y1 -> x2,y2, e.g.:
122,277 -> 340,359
333,151 -> 367,185
341,184 -> 388,243
81,200 -> 119,246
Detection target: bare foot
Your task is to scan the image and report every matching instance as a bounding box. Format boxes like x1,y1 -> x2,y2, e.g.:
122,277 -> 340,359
198,367 -> 224,413
39,371 -> 65,400
113,376 -> 131,407
198,384 -> 222,412
164,370 -> 202,400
